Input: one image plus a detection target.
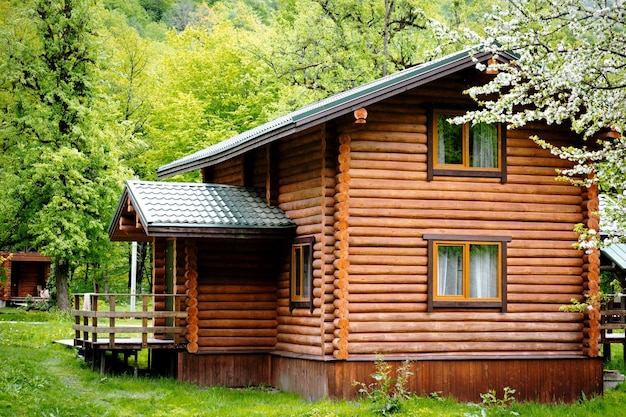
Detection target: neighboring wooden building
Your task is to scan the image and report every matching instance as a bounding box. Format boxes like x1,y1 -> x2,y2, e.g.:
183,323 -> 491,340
0,252 -> 51,303
109,48 -> 603,403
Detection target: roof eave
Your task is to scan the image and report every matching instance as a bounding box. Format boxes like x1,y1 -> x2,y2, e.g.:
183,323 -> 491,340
156,49 -> 507,179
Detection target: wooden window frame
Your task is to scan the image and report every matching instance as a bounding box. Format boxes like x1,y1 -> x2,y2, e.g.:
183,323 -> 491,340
424,234 -> 511,312
427,108 -> 507,183
290,236 -> 314,312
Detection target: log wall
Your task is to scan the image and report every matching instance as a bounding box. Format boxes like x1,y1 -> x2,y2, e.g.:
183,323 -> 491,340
276,127 -> 337,357
193,238 -> 283,351
335,71 -> 588,358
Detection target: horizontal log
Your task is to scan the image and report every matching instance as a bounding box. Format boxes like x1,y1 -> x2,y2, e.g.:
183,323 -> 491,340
277,324 -> 328,336
345,293 -> 428,303
280,168 -> 335,187
346,321 -> 583,333
196,285 -> 275,294
347,207 -> 581,223
197,337 -> 275,348
348,216 -> 576,231
347,188 -> 582,206
365,111 -> 427,124
347,303 -> 429,313
197,310 -> 276,320
348,178 -> 581,196
346,341 -> 580,354
349,168 -> 428,181
508,266 -> 582,275
197,319 -> 277,329
348,274 -> 428,284
346,311 -> 582,323
347,236 -> 427,247
508,293 -> 583,303
348,283 -> 427,294
277,333 -> 323,346
197,301 -> 276,310
507,275 -> 583,285
507,175 -> 568,186
349,159 -> 427,172
364,121 -> 427,135
508,248 -> 582,258
274,343 -> 323,356
349,197 -> 580,214
345,265 -> 428,275
346,332 -> 582,344
507,257 -> 583,267
197,329 -> 276,337
342,246 -> 427,257
351,130 -> 428,144
349,151 -> 426,163
349,141 -> 427,154
507,304 -> 569,313
196,293 -> 276,302
279,176 -> 334,195
340,254 -> 427,266
279,196 -> 333,212
507,156 -> 574,168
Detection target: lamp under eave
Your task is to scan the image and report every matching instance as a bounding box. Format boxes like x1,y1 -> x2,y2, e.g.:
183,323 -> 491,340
485,57 -> 498,75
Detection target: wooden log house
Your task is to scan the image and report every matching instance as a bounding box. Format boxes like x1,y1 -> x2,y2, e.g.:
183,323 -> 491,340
109,47 -> 604,403
0,252 -> 51,305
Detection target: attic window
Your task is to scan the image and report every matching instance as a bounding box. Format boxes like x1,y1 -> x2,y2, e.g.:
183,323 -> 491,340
290,236 -> 314,311
428,109 -> 506,182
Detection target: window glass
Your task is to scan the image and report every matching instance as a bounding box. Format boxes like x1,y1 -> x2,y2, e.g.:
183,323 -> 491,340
469,244 -> 498,298
433,110 -> 500,171
291,238 -> 313,309
435,242 -> 500,301
437,114 -> 463,165
469,122 -> 498,168
437,245 -> 463,296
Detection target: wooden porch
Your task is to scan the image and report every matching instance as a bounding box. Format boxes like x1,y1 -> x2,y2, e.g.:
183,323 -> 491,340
601,294 -> 626,361
71,293 -> 187,376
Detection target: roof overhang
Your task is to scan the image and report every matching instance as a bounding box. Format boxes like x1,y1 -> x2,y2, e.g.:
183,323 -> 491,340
603,243 -> 626,272
109,181 -> 296,242
157,48 -> 516,179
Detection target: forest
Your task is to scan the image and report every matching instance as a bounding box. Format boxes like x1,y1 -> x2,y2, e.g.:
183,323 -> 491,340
1,0 -> 624,309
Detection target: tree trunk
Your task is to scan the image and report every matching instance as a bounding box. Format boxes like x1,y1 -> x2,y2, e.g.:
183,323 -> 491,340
55,258 -> 70,311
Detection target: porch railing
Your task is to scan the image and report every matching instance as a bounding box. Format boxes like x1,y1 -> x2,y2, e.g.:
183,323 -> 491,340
600,294 -> 626,361
72,293 -> 187,350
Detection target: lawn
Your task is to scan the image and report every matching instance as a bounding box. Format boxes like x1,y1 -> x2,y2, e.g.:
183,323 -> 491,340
1,306 -> 626,417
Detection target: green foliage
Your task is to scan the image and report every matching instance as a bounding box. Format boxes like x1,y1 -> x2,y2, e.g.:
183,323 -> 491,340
354,356 -> 413,416
464,387 -> 518,417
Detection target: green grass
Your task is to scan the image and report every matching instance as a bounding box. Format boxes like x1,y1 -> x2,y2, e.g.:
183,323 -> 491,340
1,306 -> 626,416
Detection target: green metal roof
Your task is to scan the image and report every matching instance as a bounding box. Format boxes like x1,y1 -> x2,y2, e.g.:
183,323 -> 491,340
157,47 -> 514,179
603,244 -> 626,271
109,181 -> 296,240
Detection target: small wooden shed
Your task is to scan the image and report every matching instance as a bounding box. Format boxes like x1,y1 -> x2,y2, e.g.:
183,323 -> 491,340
109,47 -> 604,403
0,252 -> 51,304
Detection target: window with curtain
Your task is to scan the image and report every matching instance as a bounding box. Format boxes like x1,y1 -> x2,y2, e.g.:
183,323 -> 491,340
423,233 -> 511,311
435,241 -> 500,301
432,110 -> 501,173
290,236 -> 314,311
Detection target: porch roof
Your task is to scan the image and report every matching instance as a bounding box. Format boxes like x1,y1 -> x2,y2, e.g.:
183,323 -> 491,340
109,180 -> 296,242
603,243 -> 626,271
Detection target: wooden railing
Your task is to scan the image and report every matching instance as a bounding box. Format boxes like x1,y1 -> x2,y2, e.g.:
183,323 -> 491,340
600,294 -> 626,361
72,293 -> 188,350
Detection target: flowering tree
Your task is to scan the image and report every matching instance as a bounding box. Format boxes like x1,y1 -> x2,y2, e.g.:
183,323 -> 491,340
449,0 -> 626,247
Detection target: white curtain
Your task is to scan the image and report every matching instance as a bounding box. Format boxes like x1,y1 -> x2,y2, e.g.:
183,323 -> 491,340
469,244 -> 498,298
470,122 -> 497,168
437,245 -> 463,296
